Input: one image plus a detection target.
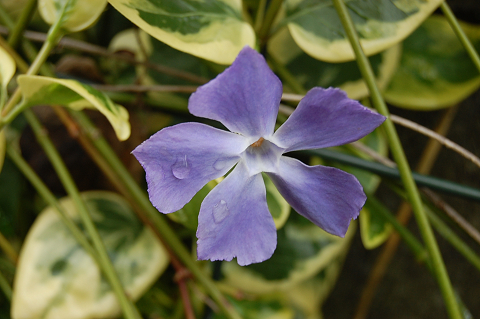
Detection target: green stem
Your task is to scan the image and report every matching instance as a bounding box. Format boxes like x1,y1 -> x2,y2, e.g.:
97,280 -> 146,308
0,269 -> 12,301
23,110 -> 142,319
7,0 -> 37,49
257,0 -> 283,47
73,111 -> 241,319
332,1 -> 462,318
6,144 -> 101,263
1,0 -> 65,118
0,230 -> 17,264
441,2 -> 480,74
254,0 -> 268,32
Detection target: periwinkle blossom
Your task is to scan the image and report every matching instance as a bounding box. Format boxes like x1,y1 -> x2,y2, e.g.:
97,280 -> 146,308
133,46 -> 386,266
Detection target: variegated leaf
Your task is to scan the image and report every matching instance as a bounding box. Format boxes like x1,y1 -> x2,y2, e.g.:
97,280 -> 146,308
0,45 -> 16,109
38,0 -> 107,32
283,0 -> 443,62
17,75 -> 131,141
268,26 -> 400,99
222,214 -> 355,293
107,0 -> 256,64
11,191 -> 168,319
384,15 -> 480,109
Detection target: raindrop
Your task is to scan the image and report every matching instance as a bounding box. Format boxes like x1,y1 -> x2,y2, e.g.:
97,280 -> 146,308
212,200 -> 229,223
171,155 -> 190,179
213,158 -> 227,171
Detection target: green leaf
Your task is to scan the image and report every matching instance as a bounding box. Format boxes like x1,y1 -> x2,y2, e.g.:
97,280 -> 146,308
11,191 -> 169,319
213,295 -> 294,319
283,0 -> 443,62
107,0 -> 256,64
17,75 -> 131,141
0,45 -> 16,109
38,0 -> 107,32
222,213 -> 355,293
264,174 -> 290,229
384,15 -> 480,109
360,196 -> 393,249
268,27 -> 400,99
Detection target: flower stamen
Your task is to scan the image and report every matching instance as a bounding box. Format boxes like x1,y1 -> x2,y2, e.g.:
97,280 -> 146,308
251,137 -> 265,148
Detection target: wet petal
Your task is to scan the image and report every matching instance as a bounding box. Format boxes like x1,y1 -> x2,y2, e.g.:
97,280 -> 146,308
197,162 -> 277,266
267,156 -> 366,237
272,87 -> 386,152
188,46 -> 282,139
132,123 -> 249,213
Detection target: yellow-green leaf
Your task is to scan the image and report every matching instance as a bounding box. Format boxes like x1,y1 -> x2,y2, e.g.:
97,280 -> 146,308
38,0 -> 107,32
107,0 -> 256,65
264,174 -> 290,229
17,75 -> 131,141
283,0 -> 443,62
0,45 -> 16,108
384,15 -> 480,109
11,191 -> 168,319
359,204 -> 393,249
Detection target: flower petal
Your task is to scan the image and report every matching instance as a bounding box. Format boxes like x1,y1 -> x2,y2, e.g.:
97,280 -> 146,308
188,46 -> 282,139
267,156 -> 366,237
272,87 -> 386,152
132,123 -> 249,213
197,162 -> 277,266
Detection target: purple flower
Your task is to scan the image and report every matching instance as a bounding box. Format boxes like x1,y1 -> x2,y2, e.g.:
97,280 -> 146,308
132,46 -> 385,266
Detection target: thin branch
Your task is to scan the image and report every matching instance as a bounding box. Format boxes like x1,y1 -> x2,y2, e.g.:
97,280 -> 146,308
92,84 -> 198,94
0,25 -> 209,85
422,188 -> 480,246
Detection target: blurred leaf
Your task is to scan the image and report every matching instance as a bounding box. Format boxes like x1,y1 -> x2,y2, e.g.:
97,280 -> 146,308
38,0 -> 107,32
282,0 -> 442,62
11,191 -> 169,319
17,75 -> 131,141
264,174 -> 290,229
222,213 -> 355,293
213,295 -> 294,319
0,45 -> 16,109
360,196 -> 393,249
268,27 -> 400,99
384,15 -> 480,109
107,0 -> 256,64
0,131 -> 4,174
168,181 -> 215,231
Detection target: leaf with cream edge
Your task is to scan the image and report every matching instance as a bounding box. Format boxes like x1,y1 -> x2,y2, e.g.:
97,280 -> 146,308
107,0 -> 256,64
17,75 -> 131,141
384,15 -> 480,110
283,0 -> 443,62
38,0 -> 107,32
0,45 -> 16,109
268,26 -> 400,100
11,191 -> 169,319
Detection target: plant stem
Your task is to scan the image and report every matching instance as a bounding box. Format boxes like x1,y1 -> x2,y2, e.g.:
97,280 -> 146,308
0,231 -> 17,264
6,144 -> 101,263
23,109 -> 142,319
332,1 -> 462,318
73,111 -> 241,319
1,0 -> 66,118
257,0 -> 283,47
0,269 -> 12,301
441,2 -> 480,74
7,0 -> 37,49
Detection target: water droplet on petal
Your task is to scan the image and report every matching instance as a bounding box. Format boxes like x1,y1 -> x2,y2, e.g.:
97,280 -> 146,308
212,200 -> 229,224
171,155 -> 190,179
213,159 -> 227,171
